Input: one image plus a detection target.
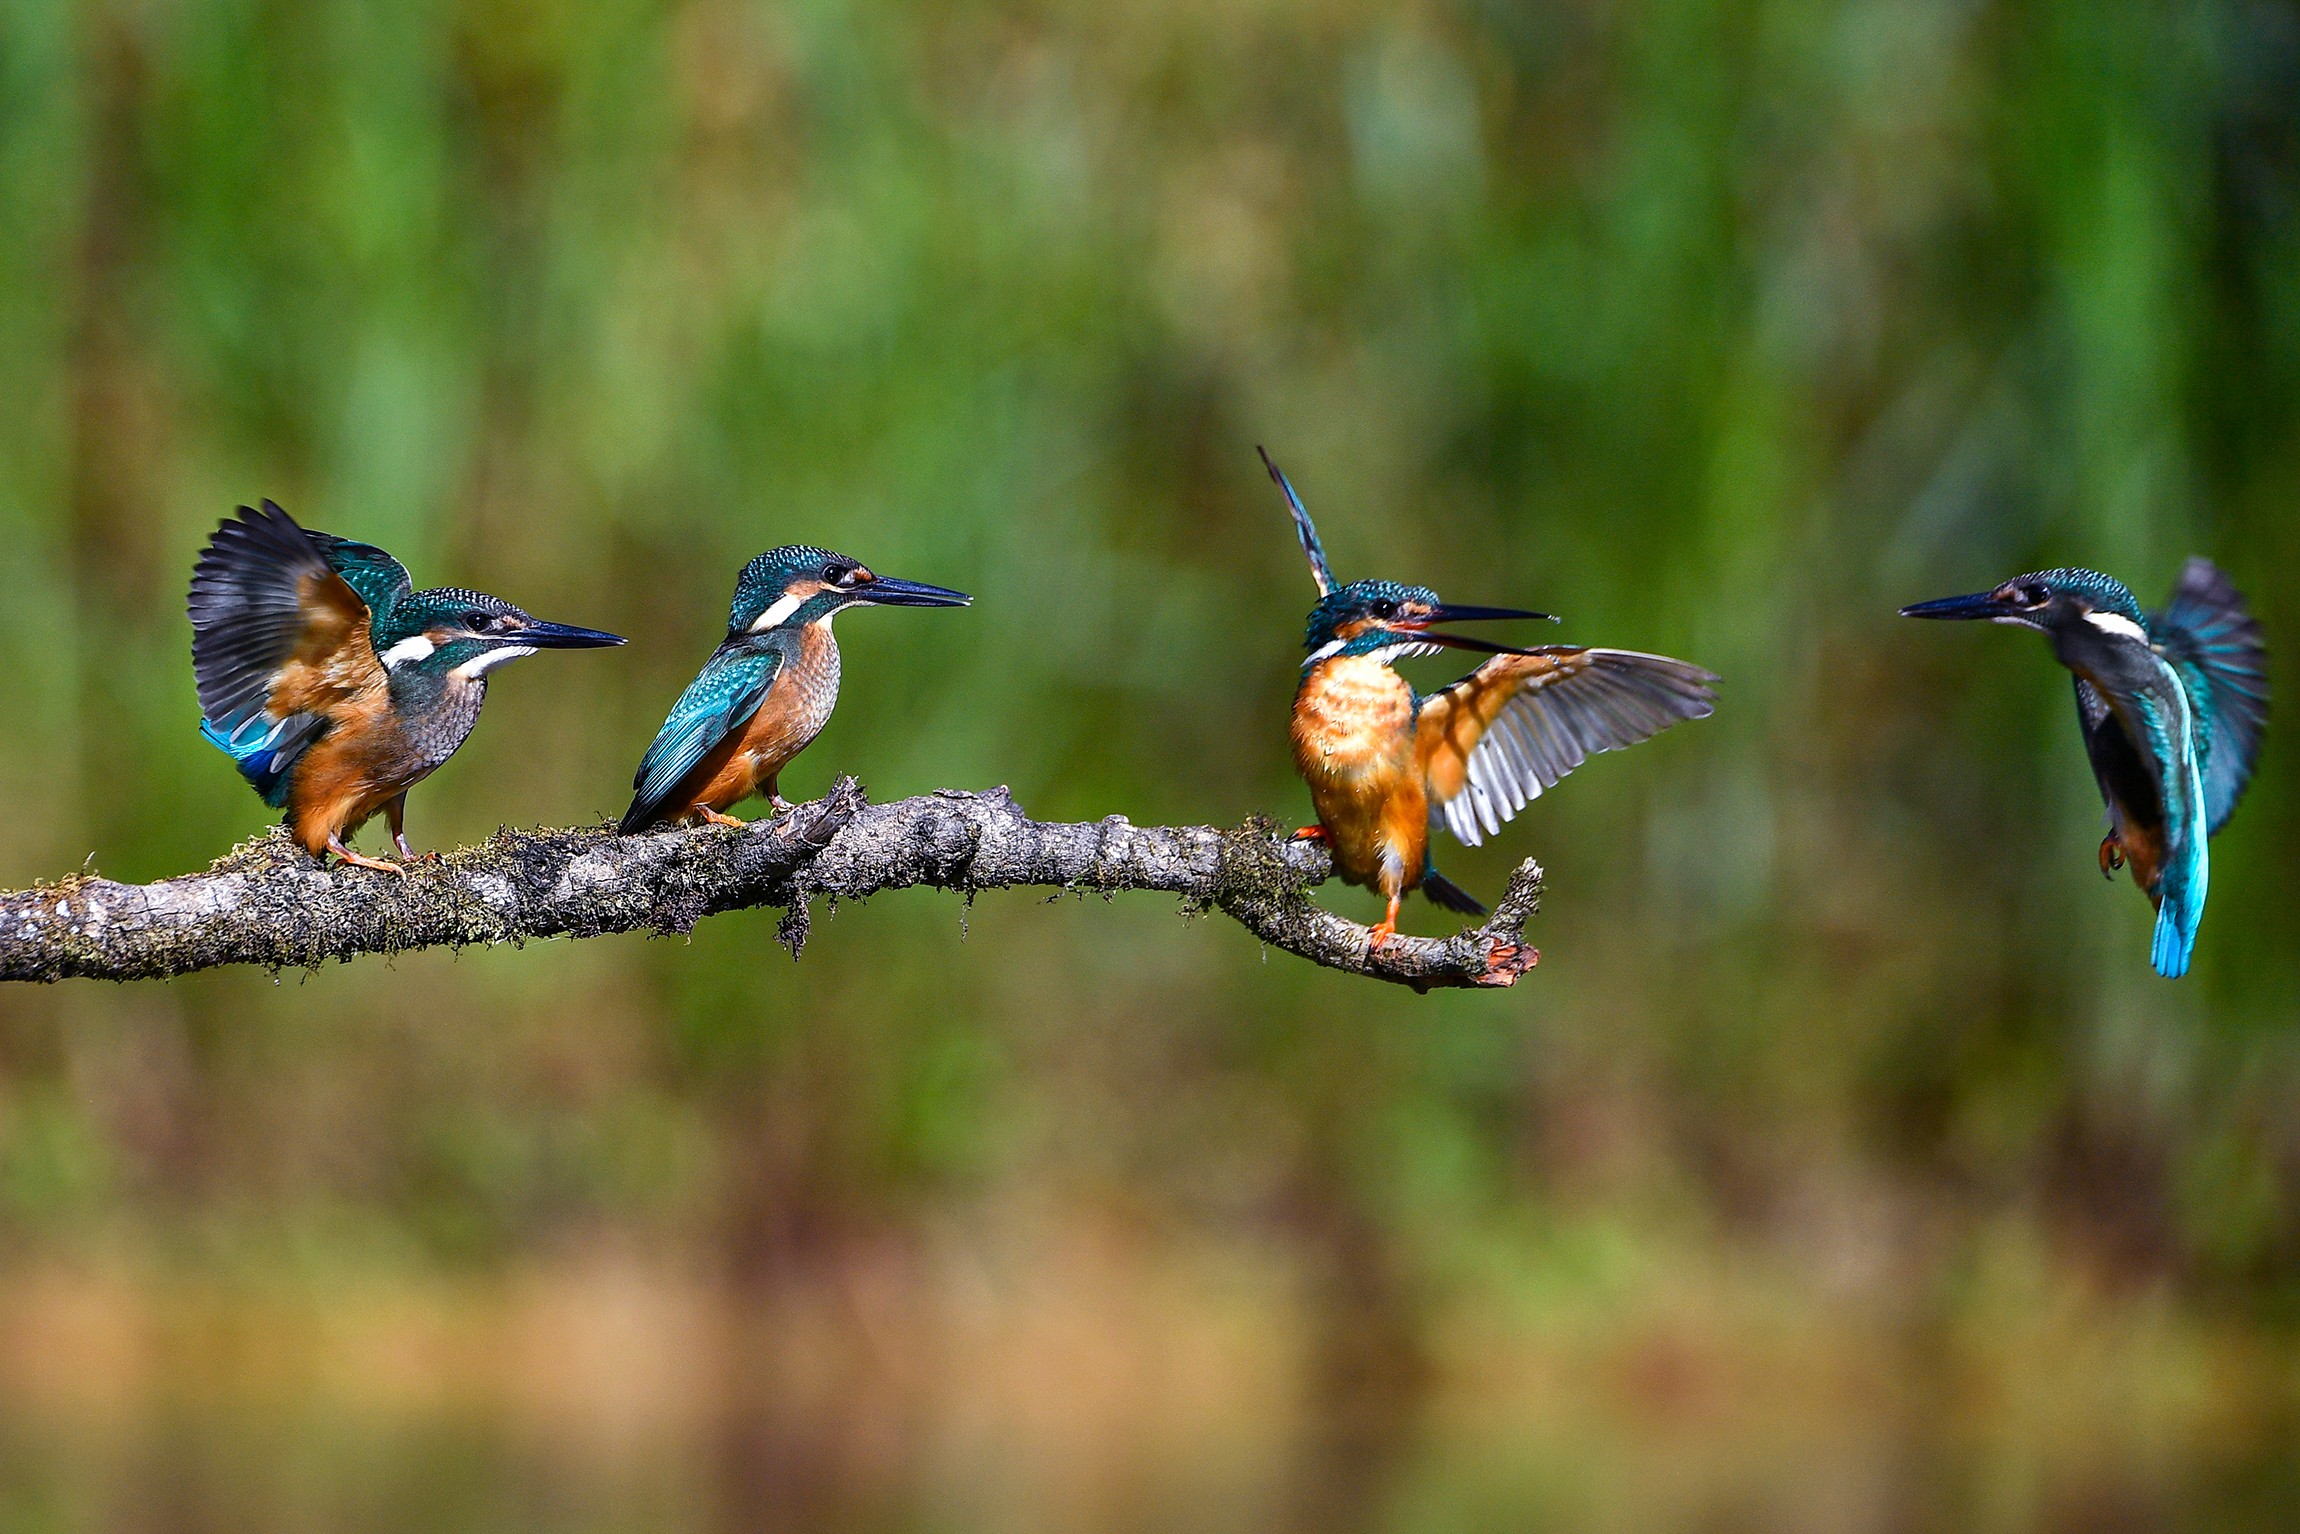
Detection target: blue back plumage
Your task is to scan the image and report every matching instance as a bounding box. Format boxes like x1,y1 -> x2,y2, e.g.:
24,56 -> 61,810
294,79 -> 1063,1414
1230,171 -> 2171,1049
306,532 -> 414,636
2128,685 -> 2209,979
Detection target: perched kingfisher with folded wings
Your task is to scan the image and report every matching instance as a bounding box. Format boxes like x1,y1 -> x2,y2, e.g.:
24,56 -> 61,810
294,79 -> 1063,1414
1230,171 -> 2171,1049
189,501 -> 626,873
618,545 -> 969,833
1902,561 -> 2267,979
1262,449 -> 1719,948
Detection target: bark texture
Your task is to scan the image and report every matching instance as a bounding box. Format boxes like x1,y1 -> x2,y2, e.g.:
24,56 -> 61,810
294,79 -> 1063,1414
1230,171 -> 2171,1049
0,779 -> 1540,990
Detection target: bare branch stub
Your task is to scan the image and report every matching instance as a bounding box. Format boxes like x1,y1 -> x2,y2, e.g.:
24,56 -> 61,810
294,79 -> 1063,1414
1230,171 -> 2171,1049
0,779 -> 1541,990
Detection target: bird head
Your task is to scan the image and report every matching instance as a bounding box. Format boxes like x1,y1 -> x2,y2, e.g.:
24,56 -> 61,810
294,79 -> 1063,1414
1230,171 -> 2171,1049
1304,579 -> 1555,664
1901,568 -> 2147,639
727,545 -> 971,636
1256,447 -> 1553,666
377,588 -> 626,679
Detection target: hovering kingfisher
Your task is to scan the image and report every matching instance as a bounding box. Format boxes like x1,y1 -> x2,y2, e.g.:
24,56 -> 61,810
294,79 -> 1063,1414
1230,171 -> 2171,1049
1902,561 -> 2267,979
619,545 -> 969,832
1263,449 -> 1719,947
189,501 -> 626,873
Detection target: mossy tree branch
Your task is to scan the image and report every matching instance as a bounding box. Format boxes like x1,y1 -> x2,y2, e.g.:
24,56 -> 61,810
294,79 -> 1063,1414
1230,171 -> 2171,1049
0,778 -> 1540,990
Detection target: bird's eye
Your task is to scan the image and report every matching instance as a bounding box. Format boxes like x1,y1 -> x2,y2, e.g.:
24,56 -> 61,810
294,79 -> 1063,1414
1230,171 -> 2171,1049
2025,586 -> 2049,607
1373,599 -> 1398,619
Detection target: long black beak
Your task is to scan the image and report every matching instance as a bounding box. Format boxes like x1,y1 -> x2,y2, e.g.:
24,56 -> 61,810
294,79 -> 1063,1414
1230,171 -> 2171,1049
1899,591 -> 2011,621
514,619 -> 628,648
1423,603 -> 1558,625
858,576 -> 971,608
1398,601 -> 1557,655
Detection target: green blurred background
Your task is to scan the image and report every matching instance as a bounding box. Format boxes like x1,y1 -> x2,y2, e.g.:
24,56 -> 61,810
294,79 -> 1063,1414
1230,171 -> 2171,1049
2,0 -> 2298,1527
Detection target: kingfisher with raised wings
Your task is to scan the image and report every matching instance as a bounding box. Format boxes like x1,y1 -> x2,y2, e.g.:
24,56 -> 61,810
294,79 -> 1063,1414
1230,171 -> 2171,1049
189,501 -> 626,873
1262,449 -> 1719,948
1903,561 -> 2267,979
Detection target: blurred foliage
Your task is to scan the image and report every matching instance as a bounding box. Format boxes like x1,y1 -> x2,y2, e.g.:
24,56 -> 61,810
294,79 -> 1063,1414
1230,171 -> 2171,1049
2,0 -> 2300,1527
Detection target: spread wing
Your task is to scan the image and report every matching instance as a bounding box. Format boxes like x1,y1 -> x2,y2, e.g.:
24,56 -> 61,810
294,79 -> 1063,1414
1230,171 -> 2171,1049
1417,647 -> 1718,847
2152,557 -> 2267,836
619,643 -> 783,832
187,501 -> 387,805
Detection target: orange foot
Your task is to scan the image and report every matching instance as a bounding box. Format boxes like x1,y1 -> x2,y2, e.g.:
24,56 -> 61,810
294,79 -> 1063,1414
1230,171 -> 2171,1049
1366,893 -> 1403,950
2099,833 -> 2125,880
327,836 -> 405,877
700,807 -> 747,829
1291,825 -> 1330,843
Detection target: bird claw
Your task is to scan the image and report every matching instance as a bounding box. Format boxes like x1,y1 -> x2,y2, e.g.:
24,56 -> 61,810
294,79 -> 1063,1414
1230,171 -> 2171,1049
700,808 -> 747,829
2099,834 -> 2125,879
1291,825 -> 1330,843
1366,918 -> 1397,950
332,848 -> 406,877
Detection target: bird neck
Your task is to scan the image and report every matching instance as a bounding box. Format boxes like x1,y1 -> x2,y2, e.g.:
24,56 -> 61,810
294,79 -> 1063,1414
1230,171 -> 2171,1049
2050,615 -> 2164,699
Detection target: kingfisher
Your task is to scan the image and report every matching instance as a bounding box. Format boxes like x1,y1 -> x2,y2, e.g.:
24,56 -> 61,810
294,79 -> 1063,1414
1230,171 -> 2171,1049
618,545 -> 969,832
1902,561 -> 2267,979
188,500 -> 626,873
1263,449 -> 1719,947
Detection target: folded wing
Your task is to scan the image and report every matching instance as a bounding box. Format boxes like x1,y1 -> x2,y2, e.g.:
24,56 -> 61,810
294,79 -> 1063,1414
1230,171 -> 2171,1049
620,645 -> 784,832
1417,648 -> 1718,847
187,501 -> 388,805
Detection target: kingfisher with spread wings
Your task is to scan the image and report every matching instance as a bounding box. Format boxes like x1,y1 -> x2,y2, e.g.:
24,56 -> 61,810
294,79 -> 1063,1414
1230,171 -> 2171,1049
1262,450 -> 1719,948
1903,562 -> 2267,979
189,501 -> 626,873
618,545 -> 969,833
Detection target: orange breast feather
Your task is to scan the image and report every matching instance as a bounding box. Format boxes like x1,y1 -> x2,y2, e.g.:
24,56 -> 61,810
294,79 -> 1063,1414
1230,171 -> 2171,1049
678,628 -> 842,817
1292,656 -> 1424,893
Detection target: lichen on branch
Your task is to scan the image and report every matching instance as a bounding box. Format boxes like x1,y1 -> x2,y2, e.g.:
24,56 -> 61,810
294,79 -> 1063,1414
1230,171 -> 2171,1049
0,778 -> 1540,990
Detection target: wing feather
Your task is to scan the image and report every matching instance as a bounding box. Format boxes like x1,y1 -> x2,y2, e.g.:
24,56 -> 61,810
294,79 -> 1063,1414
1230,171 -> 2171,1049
2152,558 -> 2267,835
1417,647 -> 1718,847
620,644 -> 784,832
188,501 -> 386,800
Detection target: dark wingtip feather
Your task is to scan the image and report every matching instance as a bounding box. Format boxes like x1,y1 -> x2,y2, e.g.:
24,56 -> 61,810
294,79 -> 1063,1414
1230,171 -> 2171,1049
188,501 -> 338,733
1258,445 -> 1337,597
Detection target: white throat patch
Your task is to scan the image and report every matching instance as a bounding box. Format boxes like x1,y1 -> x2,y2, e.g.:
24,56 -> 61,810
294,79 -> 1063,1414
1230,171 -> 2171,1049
2085,610 -> 2149,642
381,635 -> 437,668
451,645 -> 537,680
749,592 -> 808,632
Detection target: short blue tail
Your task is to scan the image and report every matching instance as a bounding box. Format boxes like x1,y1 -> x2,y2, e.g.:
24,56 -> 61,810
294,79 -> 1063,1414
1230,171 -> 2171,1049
200,715 -> 312,809
2150,831 -> 2208,980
